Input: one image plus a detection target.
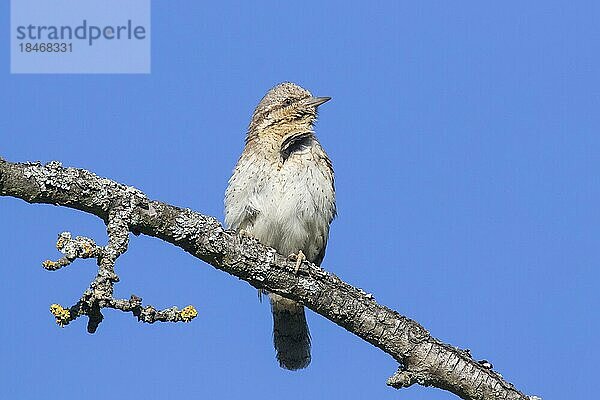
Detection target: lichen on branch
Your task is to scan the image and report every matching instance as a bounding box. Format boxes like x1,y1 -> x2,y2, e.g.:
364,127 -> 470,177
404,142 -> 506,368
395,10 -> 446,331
0,157 -> 537,400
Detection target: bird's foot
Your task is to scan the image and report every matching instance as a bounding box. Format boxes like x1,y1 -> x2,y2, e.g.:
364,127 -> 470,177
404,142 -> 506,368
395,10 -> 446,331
288,250 -> 306,274
238,228 -> 253,238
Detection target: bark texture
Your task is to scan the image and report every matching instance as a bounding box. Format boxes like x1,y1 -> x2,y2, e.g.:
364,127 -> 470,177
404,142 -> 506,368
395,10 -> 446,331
0,158 -> 538,400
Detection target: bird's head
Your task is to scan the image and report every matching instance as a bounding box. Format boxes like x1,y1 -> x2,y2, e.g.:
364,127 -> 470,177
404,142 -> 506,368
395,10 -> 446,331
248,82 -> 331,138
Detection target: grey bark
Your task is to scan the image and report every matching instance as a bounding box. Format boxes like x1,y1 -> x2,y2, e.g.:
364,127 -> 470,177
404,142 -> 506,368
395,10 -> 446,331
0,157 -> 538,400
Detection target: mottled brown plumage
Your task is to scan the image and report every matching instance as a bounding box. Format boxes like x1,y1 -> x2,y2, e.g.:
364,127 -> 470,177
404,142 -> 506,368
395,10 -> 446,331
224,82 -> 336,370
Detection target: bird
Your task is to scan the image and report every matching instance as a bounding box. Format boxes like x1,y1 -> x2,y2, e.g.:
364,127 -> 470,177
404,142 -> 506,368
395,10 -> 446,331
224,82 -> 336,370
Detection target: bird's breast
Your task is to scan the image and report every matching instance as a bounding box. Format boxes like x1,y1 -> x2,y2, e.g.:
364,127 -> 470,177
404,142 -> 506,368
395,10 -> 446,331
249,149 -> 335,262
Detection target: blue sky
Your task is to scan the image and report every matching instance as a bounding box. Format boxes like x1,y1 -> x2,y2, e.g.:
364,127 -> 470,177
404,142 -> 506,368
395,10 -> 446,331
1,2 -> 598,399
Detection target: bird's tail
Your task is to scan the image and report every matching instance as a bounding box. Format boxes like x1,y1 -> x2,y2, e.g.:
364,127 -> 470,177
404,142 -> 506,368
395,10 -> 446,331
270,294 -> 311,370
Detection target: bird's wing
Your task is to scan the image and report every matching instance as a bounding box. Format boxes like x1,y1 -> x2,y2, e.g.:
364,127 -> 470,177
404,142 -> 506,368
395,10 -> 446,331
224,151 -> 267,231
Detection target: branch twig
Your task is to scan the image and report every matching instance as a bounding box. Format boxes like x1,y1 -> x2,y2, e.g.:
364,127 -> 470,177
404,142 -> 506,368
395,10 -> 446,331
42,200 -> 197,331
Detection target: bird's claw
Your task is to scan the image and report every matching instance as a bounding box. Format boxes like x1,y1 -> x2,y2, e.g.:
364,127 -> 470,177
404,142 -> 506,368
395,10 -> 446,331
288,250 -> 306,274
238,228 -> 254,238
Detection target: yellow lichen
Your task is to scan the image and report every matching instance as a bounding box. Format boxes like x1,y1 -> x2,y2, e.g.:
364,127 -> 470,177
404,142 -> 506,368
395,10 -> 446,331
56,236 -> 67,250
180,305 -> 198,322
80,242 -> 92,256
42,260 -> 58,269
50,303 -> 71,327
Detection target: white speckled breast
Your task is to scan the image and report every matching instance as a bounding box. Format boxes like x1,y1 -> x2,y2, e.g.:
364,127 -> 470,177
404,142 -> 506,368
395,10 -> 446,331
225,135 -> 335,265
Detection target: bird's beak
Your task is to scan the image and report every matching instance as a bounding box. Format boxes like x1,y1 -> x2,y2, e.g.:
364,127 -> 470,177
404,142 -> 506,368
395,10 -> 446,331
305,96 -> 331,107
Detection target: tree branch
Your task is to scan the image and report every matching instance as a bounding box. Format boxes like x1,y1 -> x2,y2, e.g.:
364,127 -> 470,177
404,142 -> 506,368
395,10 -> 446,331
0,157 -> 538,400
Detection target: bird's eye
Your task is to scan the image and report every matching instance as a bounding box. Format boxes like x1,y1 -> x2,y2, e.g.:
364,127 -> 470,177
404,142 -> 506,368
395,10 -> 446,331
283,98 -> 293,107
